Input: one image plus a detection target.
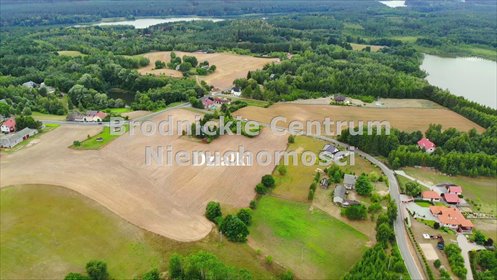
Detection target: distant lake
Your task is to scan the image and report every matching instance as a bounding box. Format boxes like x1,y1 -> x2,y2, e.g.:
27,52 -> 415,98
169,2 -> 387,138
87,17 -> 224,29
379,1 -> 406,8
421,54 -> 497,109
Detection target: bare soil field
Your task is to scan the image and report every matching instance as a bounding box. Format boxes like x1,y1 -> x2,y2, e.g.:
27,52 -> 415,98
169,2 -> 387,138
234,103 -> 484,133
0,109 -> 287,241
138,51 -> 279,90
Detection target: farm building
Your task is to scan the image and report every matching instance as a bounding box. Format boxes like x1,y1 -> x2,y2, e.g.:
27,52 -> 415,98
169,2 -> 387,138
333,185 -> 346,205
421,191 -> 441,202
442,193 -> 460,205
429,206 -> 473,232
320,144 -> 339,159
0,127 -> 38,148
417,137 -> 436,153
343,174 -> 357,190
446,185 -> 462,195
1,118 -> 16,134
334,95 -> 346,102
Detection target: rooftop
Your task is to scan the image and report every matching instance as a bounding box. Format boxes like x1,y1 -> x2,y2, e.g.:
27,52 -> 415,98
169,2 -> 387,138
429,206 -> 473,228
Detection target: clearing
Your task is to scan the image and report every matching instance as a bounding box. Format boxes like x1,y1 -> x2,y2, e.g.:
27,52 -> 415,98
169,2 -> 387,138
57,50 -> 85,57
0,108 -> 287,242
350,43 -> 384,52
0,185 -> 276,279
234,103 -> 485,133
250,196 -> 369,279
138,51 -> 279,90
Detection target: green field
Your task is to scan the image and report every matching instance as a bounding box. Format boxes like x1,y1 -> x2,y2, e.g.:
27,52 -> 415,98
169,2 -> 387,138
0,185 -> 276,279
250,196 -> 369,279
230,96 -> 270,108
32,111 -> 66,121
106,107 -> 132,114
57,50 -> 85,57
272,136 -> 326,201
71,125 -> 128,150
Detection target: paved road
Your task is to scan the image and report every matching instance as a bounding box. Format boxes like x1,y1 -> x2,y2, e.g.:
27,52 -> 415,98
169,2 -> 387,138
457,234 -> 485,280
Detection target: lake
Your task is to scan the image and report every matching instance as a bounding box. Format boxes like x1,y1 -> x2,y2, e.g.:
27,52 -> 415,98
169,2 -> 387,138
421,54 -> 497,109
91,17 -> 223,29
379,1 -> 406,8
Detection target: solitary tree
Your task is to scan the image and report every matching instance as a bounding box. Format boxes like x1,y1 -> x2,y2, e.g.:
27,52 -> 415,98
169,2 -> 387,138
355,174 -> 373,196
205,201 -> 222,223
261,175 -> 275,188
85,260 -> 109,280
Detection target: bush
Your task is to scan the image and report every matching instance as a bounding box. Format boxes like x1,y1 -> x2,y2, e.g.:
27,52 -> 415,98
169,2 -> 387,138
288,135 -> 295,143
405,181 -> 422,197
237,208 -> 252,226
249,200 -> 257,210
86,260 -> 109,280
355,174 -> 373,196
64,273 -> 89,280
255,183 -> 268,195
73,140 -> 81,147
307,189 -> 315,201
278,165 -> 287,175
343,204 -> 367,220
434,259 -> 441,269
444,244 -> 467,279
280,270 -> 294,280
433,222 -> 440,229
261,175 -> 275,188
141,269 -> 160,280
205,201 -> 222,223
265,255 -> 273,265
220,215 -> 249,242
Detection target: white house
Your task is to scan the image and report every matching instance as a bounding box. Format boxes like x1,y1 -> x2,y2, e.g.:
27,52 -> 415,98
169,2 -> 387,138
231,87 -> 242,97
1,118 -> 16,134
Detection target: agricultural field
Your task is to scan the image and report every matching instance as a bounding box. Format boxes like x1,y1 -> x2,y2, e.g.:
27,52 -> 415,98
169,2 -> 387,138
71,125 -> 129,150
0,185 -> 275,279
0,123 -> 60,154
272,136 -> 326,202
138,51 -> 279,90
32,111 -> 66,121
0,109 -> 287,242
250,196 -> 369,280
234,103 -> 485,133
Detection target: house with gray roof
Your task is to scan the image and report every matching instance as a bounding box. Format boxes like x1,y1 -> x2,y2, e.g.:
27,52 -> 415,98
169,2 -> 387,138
333,185 -> 346,205
0,128 -> 38,148
344,174 -> 357,190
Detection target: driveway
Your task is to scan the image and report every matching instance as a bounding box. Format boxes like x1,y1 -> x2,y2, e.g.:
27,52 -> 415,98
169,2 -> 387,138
406,202 -> 438,221
457,234 -> 486,280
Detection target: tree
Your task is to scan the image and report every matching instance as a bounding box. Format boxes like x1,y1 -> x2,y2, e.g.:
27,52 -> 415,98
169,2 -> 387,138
433,222 -> 440,229
64,273 -> 89,280
368,171 -> 380,182
15,115 -> 42,130
220,215 -> 249,242
355,174 -> 373,196
376,223 -> 394,243
405,181 -> 422,197
142,269 -> 160,280
249,200 -> 257,210
288,135 -> 295,143
255,183 -> 268,195
179,62 -> 192,73
154,60 -> 166,69
261,175 -> 275,188
85,260 -> 109,280
278,165 -> 287,175
473,230 -> 486,245
169,254 -> 182,279
434,259 -> 441,269
237,208 -> 252,226
342,204 -> 367,220
205,201 -> 222,223
183,55 -> 198,67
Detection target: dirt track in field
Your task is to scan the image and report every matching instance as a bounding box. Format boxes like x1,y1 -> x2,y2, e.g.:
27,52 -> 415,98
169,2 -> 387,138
138,51 -> 279,90
233,103 -> 485,133
0,109 -> 287,241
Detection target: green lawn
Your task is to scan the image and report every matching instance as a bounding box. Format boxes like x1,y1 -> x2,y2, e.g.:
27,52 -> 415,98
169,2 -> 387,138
32,111 -> 66,121
230,96 -> 270,108
105,107 -> 132,114
415,201 -> 432,208
403,167 -> 497,214
0,185 -> 277,280
1,124 -> 60,154
57,50 -> 85,57
272,136 -> 326,201
71,125 -> 128,150
250,196 -> 369,280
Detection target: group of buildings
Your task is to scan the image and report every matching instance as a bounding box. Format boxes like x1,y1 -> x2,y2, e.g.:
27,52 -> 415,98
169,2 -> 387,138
421,184 -> 463,205
66,111 -> 107,122
201,96 -> 231,111
333,174 -> 360,207
0,118 -> 39,149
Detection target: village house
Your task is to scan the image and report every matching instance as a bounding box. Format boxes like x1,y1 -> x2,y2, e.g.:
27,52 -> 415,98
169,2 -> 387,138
200,97 -> 217,110
429,206 -> 473,232
334,95 -> 346,103
1,118 -> 16,134
0,127 -> 38,148
212,97 -> 231,105
67,111 -> 107,122
22,81 -> 38,89
343,174 -> 357,190
333,185 -> 346,205
231,87 -> 242,97
446,185 -> 463,195
421,191 -> 441,202
442,193 -> 460,205
417,137 -> 436,153
320,144 -> 339,159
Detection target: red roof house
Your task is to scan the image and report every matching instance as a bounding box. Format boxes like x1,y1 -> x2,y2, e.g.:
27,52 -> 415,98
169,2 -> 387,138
430,206 -> 473,231
447,185 -> 462,195
443,193 -> 460,204
422,191 -> 441,201
1,118 -> 16,133
417,137 -> 436,153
